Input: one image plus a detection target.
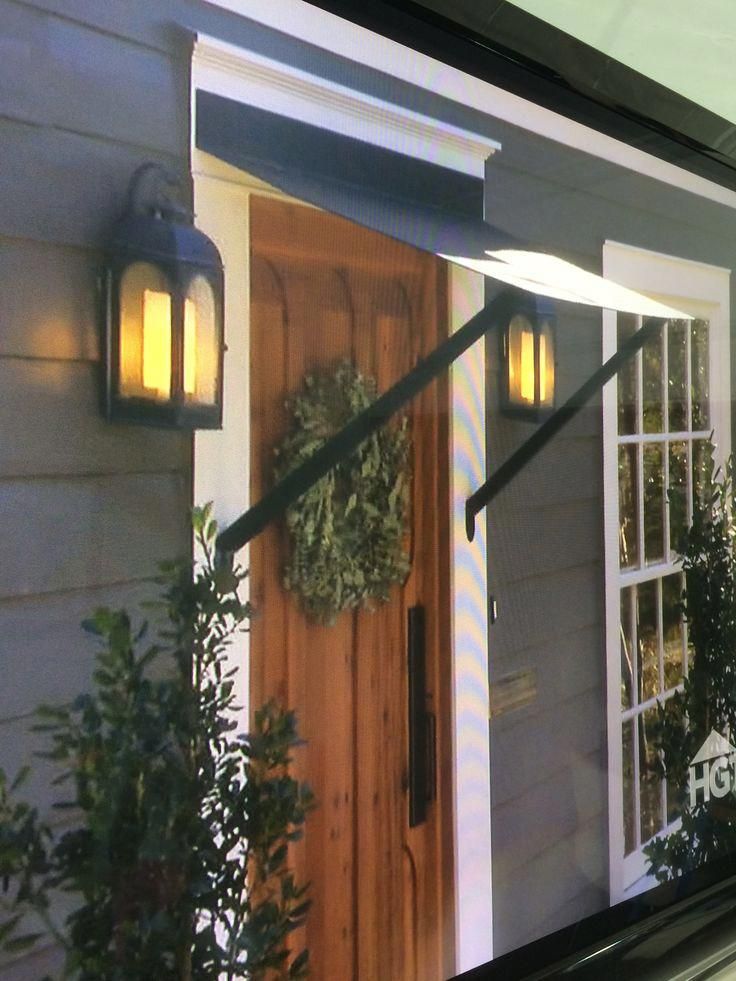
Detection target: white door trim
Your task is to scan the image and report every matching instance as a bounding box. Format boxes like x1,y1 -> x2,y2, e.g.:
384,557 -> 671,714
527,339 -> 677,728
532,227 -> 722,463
193,33 -> 500,178
449,264 -> 493,970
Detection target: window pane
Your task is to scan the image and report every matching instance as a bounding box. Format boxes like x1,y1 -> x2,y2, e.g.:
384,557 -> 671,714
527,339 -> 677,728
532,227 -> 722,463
639,707 -> 664,844
119,262 -> 172,401
617,313 -> 639,435
620,587 -> 635,710
642,323 -> 664,433
668,441 -> 688,557
184,275 -> 219,405
667,319 -> 687,432
662,573 -> 685,690
691,318 -> 710,430
644,443 -> 665,564
637,580 -> 659,702
692,438 -> 713,513
619,444 -> 639,569
623,720 -> 636,856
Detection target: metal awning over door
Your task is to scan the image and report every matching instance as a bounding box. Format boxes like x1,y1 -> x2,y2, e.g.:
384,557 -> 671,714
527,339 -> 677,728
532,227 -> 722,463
194,88 -> 690,555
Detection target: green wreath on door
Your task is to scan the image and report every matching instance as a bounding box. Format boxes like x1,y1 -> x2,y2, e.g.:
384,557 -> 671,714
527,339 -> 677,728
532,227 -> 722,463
274,361 -> 411,625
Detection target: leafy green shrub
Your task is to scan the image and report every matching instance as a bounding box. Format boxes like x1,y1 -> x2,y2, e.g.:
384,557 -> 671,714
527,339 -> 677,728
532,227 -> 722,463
0,505 -> 314,980
645,450 -> 736,881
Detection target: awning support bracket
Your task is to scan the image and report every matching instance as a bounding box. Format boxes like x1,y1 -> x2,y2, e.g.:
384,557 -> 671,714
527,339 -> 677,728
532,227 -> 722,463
215,298 -> 660,560
215,290 -> 518,559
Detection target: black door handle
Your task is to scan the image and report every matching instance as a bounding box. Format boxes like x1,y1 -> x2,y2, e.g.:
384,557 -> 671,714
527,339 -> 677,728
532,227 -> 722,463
425,707 -> 437,806
408,605 -> 435,827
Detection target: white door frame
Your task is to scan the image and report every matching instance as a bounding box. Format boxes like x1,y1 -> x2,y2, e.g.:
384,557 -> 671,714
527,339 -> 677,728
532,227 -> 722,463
191,33 -> 494,973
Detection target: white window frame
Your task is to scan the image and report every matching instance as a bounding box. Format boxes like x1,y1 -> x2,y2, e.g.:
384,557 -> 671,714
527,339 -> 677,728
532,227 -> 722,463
602,240 -> 731,902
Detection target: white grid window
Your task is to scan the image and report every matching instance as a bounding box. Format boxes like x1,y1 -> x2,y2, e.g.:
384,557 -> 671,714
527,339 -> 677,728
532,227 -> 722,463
603,243 -> 731,901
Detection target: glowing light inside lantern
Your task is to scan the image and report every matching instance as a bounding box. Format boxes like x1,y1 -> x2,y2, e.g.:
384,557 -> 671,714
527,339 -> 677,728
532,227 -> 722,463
520,327 -> 535,403
142,289 -> 171,398
184,298 -> 197,397
539,333 -> 547,402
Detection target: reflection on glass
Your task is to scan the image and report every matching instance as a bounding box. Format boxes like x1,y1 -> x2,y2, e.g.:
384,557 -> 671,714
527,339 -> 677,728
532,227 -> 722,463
666,711 -> 685,825
640,707 -> 664,844
642,323 -> 664,433
668,441 -> 688,556
619,445 -> 639,568
623,720 -> 636,856
184,275 -> 219,405
621,587 -> 635,710
618,313 -> 639,435
119,262 -> 172,400
637,580 -> 659,703
692,439 -> 713,512
666,775 -> 681,826
644,443 -> 665,564
667,320 -> 687,432
691,319 -> 710,430
662,573 -> 684,690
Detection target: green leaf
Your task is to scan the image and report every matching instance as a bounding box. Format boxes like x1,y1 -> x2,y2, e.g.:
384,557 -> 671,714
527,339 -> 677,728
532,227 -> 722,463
289,949 -> 310,977
9,767 -> 30,793
0,915 -> 22,944
3,932 -> 44,953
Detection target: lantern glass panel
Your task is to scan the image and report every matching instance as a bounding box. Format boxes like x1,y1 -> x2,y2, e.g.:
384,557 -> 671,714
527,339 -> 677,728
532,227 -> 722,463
119,262 -> 172,401
507,313 -> 536,407
539,318 -> 555,408
184,275 -> 218,405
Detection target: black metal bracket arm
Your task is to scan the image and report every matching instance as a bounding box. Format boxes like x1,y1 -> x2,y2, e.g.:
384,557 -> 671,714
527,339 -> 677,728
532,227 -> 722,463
215,289 -> 523,558
465,316 -> 662,541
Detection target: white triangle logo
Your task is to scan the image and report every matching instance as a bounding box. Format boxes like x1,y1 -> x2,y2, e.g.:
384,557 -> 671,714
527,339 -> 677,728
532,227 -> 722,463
691,729 -> 736,765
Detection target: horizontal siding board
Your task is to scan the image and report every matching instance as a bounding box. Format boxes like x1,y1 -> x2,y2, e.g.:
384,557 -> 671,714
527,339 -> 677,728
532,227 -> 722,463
0,0 -> 186,156
490,623 -> 603,718
532,880 -> 609,946
485,434 -> 601,509
488,562 -> 601,653
492,826 -> 607,953
0,239 -> 99,360
0,472 -> 189,599
493,756 -> 605,878
487,498 -> 601,581
4,0 -> 181,52
490,693 -> 605,809
0,579 -> 166,718
487,126 -> 736,263
0,117 -> 182,247
529,624 -> 604,705
0,360 -> 191,476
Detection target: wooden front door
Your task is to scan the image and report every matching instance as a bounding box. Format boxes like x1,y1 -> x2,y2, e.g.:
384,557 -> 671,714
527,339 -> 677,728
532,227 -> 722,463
249,196 -> 454,981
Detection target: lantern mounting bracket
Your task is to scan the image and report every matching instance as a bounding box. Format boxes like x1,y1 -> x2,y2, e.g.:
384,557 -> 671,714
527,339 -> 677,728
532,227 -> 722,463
125,161 -> 193,223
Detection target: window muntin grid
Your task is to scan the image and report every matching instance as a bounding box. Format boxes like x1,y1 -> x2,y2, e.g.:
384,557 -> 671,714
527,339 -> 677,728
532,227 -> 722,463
615,315 -> 709,859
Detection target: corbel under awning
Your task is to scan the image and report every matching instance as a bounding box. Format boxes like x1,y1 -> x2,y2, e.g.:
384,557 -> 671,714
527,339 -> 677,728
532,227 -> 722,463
194,90 -> 690,557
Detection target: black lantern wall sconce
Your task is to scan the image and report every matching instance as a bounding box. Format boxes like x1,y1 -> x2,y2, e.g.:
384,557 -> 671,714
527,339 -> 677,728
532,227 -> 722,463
102,163 -> 224,429
499,291 -> 556,421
